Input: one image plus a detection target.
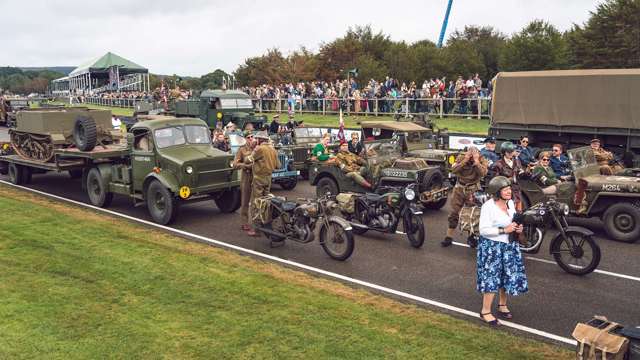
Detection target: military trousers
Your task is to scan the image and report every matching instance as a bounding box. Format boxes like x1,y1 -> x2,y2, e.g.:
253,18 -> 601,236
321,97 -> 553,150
448,184 -> 479,230
345,167 -> 368,187
239,170 -> 253,224
249,175 -> 272,225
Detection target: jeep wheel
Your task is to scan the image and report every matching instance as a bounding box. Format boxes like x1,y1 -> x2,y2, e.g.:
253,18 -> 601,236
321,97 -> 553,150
73,116 -> 98,151
422,171 -> 447,210
215,188 -> 241,213
279,178 -> 298,190
317,177 -> 338,197
603,202 -> 640,243
146,180 -> 179,225
86,168 -> 113,208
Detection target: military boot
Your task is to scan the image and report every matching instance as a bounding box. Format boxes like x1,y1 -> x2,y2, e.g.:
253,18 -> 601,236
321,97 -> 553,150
441,228 -> 456,247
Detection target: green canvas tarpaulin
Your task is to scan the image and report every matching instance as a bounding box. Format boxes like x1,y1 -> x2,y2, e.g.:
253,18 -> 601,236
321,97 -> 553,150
491,69 -> 640,130
68,52 -> 147,76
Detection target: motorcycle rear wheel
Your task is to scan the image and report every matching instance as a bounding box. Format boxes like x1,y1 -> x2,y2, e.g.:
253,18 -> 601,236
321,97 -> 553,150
551,231 -> 601,276
320,220 -> 355,261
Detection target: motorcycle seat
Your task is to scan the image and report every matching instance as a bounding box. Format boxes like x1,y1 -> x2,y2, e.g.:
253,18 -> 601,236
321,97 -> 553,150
270,197 -> 297,211
364,193 -> 385,202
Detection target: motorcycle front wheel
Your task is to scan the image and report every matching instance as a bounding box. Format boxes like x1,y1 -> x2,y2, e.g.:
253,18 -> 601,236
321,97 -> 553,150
319,220 -> 355,261
551,231 -> 601,276
519,225 -> 545,253
404,213 -> 425,248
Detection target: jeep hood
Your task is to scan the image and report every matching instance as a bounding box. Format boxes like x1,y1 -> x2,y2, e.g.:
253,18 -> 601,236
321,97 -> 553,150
581,175 -> 640,193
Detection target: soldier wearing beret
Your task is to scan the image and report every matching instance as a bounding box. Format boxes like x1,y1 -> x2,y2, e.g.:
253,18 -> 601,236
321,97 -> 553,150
335,140 -> 372,188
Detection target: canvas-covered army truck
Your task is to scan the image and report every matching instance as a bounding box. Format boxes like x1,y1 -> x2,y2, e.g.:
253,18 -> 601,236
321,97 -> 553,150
174,89 -> 267,131
489,69 -> 640,167
0,114 -> 240,225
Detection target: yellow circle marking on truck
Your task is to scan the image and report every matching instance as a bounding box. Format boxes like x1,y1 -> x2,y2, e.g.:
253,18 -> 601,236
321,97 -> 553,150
179,186 -> 191,199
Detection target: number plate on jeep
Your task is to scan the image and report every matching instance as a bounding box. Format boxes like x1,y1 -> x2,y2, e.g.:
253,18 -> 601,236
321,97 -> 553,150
382,169 -> 408,177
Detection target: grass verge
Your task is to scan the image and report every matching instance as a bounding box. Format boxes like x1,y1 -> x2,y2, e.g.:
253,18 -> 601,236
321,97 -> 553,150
0,185 -> 570,359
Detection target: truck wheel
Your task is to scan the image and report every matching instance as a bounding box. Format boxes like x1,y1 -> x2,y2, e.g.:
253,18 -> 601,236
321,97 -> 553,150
86,168 -> 113,208
68,169 -> 83,179
603,202 -> 640,243
215,188 -> 241,213
279,178 -> 298,190
317,177 -> 338,197
146,180 -> 179,224
73,116 -> 98,151
422,172 -> 447,210
8,163 -> 23,185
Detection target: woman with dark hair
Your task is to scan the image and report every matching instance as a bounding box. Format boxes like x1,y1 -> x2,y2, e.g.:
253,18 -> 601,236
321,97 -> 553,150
477,176 -> 528,325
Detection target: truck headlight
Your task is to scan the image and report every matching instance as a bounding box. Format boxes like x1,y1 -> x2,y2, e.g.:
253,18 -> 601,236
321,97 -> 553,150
404,188 -> 416,201
185,166 -> 193,174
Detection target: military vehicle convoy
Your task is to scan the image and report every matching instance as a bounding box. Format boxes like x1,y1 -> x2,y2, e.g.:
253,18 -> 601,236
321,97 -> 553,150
489,69 -> 640,167
173,89 -> 267,131
0,110 -> 241,225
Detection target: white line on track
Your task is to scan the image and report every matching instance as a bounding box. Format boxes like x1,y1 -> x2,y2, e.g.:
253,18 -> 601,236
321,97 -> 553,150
1,180 -> 579,345
451,241 -> 640,282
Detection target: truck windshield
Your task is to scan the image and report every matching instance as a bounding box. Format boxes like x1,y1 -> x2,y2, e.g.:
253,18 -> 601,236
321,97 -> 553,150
155,125 -> 211,148
219,98 -> 253,109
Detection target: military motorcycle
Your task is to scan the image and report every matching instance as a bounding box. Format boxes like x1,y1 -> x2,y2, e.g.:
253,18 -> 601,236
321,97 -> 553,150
518,198 -> 601,275
336,183 -> 425,248
461,193 -> 600,275
253,193 -> 355,261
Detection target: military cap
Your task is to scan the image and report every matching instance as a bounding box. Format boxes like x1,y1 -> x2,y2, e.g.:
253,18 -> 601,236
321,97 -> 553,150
254,131 -> 270,140
243,130 -> 255,138
590,138 -> 601,143
272,114 -> 280,119
484,136 -> 496,144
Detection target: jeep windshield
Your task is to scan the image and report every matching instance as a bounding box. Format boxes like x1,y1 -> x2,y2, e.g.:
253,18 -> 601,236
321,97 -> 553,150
293,127 -> 324,144
567,146 -> 597,170
154,125 -> 211,149
364,140 -> 402,164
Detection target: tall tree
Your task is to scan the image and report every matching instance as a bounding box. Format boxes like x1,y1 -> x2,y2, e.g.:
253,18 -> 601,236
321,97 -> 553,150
234,49 -> 288,86
448,26 -> 507,79
442,40 -> 484,80
567,0 -> 640,68
499,20 -> 569,71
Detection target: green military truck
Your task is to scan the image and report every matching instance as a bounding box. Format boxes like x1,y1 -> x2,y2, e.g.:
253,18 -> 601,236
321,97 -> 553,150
489,69 -> 640,167
0,112 -> 240,225
173,89 -> 267,131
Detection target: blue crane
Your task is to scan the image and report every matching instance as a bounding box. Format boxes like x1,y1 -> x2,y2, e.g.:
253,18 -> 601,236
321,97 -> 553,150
437,0 -> 454,48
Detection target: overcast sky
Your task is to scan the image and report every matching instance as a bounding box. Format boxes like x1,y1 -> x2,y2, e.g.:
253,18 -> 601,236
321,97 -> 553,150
1,0 -> 601,76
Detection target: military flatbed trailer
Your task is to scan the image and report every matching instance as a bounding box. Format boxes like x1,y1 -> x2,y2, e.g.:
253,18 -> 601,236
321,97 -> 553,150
0,117 -> 242,225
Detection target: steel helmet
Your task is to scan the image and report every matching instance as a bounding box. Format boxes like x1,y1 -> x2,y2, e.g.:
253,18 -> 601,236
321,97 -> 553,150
487,176 -> 511,198
500,141 -> 515,154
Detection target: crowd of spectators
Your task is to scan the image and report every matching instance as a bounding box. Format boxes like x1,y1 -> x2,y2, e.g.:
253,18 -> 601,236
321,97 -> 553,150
242,74 -> 491,115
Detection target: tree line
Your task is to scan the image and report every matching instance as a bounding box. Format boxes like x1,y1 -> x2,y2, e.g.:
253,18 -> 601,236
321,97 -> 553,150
233,0 -> 640,86
0,67 -> 64,95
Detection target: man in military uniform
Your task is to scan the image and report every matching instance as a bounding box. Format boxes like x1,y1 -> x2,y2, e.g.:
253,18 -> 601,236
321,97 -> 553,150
480,136 -> 499,168
335,141 -> 372,188
234,131 -> 256,232
247,131 -> 281,236
493,142 -> 526,211
442,146 -> 489,247
587,138 -> 623,175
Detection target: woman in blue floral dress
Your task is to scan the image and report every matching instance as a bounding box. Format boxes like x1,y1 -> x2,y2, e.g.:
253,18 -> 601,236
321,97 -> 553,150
477,176 -> 528,325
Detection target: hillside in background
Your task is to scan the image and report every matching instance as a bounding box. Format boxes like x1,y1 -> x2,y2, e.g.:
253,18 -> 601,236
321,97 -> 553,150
19,66 -> 74,75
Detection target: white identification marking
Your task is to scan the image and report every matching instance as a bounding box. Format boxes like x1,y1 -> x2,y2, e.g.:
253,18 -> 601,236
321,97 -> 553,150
1,180 -> 578,346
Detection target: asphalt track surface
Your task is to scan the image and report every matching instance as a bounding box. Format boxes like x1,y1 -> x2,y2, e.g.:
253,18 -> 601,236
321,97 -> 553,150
2,167 -> 639,343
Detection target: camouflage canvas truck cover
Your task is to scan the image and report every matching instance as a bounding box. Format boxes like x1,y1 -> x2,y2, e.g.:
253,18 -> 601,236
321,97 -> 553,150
519,146 -> 640,243
490,69 -> 640,167
9,108 -> 121,162
174,89 -> 267,131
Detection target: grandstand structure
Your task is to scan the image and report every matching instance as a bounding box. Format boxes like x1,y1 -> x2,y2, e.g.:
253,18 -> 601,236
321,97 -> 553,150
50,52 -> 150,96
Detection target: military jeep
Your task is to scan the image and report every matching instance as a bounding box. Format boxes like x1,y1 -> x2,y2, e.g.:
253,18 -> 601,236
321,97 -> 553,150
519,146 -> 640,243
309,136 -> 449,209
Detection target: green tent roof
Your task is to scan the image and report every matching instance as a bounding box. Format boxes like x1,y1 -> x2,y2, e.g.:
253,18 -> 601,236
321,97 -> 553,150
69,52 -> 147,76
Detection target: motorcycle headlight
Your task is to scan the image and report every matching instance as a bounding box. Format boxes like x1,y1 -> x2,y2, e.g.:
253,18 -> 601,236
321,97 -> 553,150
185,166 -> 194,174
404,188 -> 416,201
562,203 -> 570,216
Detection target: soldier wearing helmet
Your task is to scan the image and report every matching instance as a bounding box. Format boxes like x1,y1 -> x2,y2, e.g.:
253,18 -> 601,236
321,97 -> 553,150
492,142 -> 526,211
442,146 -> 489,247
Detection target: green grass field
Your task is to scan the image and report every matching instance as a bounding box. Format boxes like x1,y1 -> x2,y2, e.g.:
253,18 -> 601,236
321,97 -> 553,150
47,102 -> 489,135
0,186 -> 570,359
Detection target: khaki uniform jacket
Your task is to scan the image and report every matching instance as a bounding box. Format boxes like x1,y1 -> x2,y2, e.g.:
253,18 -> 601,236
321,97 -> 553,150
451,154 -> 488,185
252,144 -> 280,177
336,151 -> 365,173
588,148 -> 614,167
234,145 -> 253,173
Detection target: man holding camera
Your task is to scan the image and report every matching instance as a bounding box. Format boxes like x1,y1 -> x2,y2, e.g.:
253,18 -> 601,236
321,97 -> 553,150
442,146 -> 489,247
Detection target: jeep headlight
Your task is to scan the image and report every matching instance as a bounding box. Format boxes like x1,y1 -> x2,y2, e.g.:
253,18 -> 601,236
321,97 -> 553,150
404,188 -> 416,201
185,166 -> 194,174
448,155 -> 456,165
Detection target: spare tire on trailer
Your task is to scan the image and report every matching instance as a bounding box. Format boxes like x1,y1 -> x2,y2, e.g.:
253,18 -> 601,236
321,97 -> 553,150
73,116 -> 98,151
